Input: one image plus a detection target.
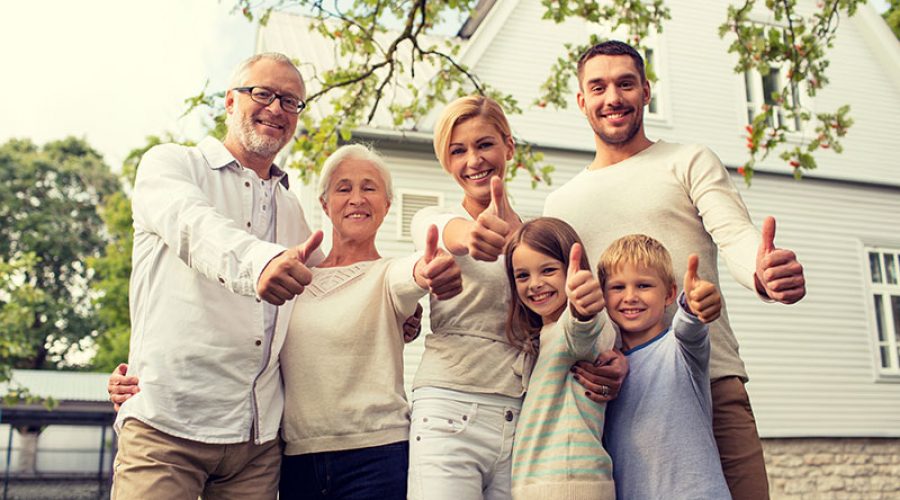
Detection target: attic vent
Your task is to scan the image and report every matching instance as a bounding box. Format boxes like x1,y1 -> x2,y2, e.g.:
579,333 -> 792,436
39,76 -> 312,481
398,191 -> 442,240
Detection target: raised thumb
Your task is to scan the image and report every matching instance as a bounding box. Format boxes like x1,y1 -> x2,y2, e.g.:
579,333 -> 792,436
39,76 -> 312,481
424,224 -> 439,263
490,176 -> 506,218
684,253 -> 699,293
760,216 -> 776,254
298,230 -> 324,263
568,242 -> 584,278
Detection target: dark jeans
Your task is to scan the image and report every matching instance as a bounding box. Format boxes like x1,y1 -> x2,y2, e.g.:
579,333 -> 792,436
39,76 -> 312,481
279,441 -> 408,500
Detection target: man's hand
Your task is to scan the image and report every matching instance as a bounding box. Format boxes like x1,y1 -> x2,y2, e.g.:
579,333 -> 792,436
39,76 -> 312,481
755,216 -> 806,304
684,254 -> 722,324
572,349 -> 628,403
467,177 -> 517,262
566,243 -> 604,321
415,225 -> 463,300
257,230 -> 324,305
108,363 -> 140,412
402,303 -> 424,343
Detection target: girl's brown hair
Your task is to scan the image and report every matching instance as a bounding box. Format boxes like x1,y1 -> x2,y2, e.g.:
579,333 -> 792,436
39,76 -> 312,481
504,217 -> 590,354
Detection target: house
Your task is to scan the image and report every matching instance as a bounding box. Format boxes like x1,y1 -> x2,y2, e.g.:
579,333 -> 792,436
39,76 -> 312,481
257,1 -> 900,496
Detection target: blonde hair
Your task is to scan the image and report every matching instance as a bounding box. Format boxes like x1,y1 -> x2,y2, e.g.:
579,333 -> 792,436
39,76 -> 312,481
504,218 -> 590,354
433,95 -> 513,172
598,234 -> 676,290
317,143 -> 393,202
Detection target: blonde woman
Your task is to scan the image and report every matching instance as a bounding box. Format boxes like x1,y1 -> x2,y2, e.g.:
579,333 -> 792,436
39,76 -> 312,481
408,96 -> 625,500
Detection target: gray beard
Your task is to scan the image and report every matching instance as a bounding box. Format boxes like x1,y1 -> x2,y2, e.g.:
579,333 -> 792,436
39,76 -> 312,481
231,113 -> 290,158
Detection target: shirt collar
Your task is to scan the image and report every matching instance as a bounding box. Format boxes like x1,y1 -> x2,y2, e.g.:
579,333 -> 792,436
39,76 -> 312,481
199,136 -> 290,189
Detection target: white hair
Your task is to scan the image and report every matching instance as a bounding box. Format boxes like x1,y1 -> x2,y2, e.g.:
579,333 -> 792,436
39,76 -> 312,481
318,144 -> 394,202
228,52 -> 304,93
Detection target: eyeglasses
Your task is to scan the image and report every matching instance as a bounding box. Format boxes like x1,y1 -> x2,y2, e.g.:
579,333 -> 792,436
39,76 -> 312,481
233,86 -> 306,114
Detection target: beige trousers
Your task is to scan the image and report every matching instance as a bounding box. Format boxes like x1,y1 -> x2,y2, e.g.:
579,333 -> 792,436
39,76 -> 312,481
111,418 -> 281,500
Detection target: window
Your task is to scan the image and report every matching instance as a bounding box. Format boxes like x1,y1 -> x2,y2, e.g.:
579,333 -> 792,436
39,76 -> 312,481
867,247 -> 900,376
744,65 -> 802,132
397,190 -> 442,240
644,47 -> 660,117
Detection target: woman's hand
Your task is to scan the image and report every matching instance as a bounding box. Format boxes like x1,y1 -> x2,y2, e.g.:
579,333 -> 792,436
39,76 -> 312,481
466,177 -> 520,261
572,349 -> 628,403
415,225 -> 463,300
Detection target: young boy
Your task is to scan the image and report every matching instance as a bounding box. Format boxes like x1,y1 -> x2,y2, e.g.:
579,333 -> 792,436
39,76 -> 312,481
598,234 -> 731,499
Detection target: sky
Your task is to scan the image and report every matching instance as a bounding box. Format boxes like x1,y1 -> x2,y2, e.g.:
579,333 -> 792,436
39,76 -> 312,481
0,0 -> 256,169
1,1 -> 892,171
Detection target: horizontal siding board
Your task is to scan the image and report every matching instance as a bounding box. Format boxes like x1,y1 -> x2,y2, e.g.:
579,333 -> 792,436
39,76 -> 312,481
262,0 -> 900,437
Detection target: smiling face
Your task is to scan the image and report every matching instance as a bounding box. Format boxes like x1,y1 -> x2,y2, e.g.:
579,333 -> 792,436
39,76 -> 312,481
577,54 -> 651,150
512,243 -> 568,325
224,58 -> 304,160
603,262 -> 676,348
320,159 -> 391,244
446,115 -> 514,210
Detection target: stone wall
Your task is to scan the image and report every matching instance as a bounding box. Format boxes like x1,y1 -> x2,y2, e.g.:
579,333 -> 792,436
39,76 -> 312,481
764,438 -> 900,499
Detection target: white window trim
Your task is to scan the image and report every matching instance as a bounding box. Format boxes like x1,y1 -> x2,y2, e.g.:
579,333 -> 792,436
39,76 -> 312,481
642,36 -> 672,128
396,189 -> 443,241
863,244 -> 900,381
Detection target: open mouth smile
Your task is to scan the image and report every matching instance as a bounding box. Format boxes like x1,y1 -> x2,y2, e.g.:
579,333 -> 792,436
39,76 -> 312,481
463,169 -> 493,181
529,291 -> 556,305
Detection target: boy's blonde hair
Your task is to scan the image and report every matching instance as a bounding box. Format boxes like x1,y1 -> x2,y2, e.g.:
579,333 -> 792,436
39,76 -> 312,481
598,234 -> 676,289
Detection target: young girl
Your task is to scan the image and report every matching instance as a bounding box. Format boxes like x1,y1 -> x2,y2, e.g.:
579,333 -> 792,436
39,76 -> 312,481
504,218 -> 616,500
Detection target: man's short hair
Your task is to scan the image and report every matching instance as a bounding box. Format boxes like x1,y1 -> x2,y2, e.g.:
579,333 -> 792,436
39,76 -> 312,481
228,52 -> 305,95
598,234 -> 676,291
576,40 -> 646,86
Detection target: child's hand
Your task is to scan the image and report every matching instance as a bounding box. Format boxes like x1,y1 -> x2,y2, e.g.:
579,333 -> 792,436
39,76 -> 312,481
683,254 -> 722,324
566,243 -> 604,321
415,224 -> 463,300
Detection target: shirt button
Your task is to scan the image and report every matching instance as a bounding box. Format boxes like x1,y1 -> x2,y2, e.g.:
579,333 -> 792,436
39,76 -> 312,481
246,222 -> 251,228
505,410 -> 514,422
255,297 -> 262,303
218,276 -> 225,284
244,181 -> 250,187
255,340 -> 262,346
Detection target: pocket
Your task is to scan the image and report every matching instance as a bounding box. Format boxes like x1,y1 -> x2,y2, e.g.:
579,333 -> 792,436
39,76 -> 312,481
409,399 -> 472,439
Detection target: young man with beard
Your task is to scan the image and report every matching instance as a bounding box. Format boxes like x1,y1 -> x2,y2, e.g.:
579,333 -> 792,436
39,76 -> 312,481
543,40 -> 807,500
111,53 -> 325,499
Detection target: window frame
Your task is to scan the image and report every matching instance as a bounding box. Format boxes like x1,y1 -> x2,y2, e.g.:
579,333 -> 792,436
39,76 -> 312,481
863,245 -> 900,380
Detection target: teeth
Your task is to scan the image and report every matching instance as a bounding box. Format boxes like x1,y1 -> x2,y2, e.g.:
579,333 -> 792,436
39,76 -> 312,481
347,213 -> 368,219
606,113 -> 625,119
531,292 -> 553,302
258,120 -> 282,129
466,170 -> 491,180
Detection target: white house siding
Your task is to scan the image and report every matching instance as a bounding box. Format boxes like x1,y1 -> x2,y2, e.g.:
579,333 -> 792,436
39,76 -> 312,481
264,0 -> 900,439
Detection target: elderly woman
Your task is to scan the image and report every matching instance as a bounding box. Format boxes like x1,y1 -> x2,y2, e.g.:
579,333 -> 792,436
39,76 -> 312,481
109,144 -> 461,499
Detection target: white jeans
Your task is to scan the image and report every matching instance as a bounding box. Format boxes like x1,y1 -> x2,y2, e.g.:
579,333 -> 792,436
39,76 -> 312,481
407,387 -> 521,500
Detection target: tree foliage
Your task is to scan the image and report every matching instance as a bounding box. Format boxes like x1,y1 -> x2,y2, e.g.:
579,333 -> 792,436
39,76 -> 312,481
0,137 -> 119,372
886,0 -> 900,38
189,0 -> 866,187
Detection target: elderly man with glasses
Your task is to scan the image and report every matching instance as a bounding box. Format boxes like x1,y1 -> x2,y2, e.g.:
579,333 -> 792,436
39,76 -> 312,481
110,52 -> 323,499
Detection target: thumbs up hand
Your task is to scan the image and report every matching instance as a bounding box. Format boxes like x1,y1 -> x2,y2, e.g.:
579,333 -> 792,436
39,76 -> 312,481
467,177 -> 520,262
683,254 -> 721,324
415,224 -> 463,300
257,230 -> 324,305
754,216 -> 806,304
566,243 -> 605,321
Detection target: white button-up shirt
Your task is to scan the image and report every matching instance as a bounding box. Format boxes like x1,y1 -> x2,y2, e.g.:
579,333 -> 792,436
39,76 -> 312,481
117,136 -> 322,444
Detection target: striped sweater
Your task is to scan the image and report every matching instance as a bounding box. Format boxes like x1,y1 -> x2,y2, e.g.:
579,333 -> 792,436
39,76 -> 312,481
511,309 -> 617,500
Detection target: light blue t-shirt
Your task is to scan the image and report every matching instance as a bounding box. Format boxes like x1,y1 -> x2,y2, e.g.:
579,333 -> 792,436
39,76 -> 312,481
604,299 -> 731,499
